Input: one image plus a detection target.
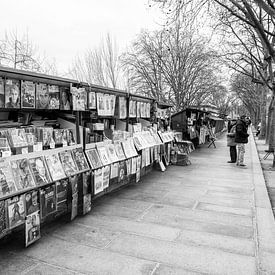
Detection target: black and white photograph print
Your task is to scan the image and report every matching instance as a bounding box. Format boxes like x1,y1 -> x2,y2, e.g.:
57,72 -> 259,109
21,80 -> 35,108
5,78 -> 20,108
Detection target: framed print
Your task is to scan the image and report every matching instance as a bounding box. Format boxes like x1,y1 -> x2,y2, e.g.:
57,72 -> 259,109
36,83 -> 49,109
5,78 -> 20,108
60,87 -> 71,110
88,91 -> 96,109
21,80 -> 35,109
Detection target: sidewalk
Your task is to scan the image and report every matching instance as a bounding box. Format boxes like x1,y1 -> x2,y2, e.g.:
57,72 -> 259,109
1,132 -> 275,274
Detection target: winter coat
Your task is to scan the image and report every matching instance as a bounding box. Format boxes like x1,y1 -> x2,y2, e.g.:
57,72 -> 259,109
235,119 -> 249,144
227,125 -> 236,147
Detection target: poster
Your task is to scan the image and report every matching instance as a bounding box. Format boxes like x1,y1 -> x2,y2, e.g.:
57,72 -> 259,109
71,147 -> 89,171
56,179 -> 69,205
107,144 -> 119,163
102,165 -> 110,189
25,190 -> 40,215
109,94 -> 116,116
97,146 -> 111,165
129,100 -> 137,118
40,184 -> 57,219
36,83 -> 49,109
71,87 -> 86,111
21,80 -> 35,108
29,156 -> 51,186
0,77 -> 4,108
110,163 -> 118,179
118,161 -> 126,183
96,93 -> 105,116
59,150 -> 78,176
94,168 -> 103,195
83,194 -> 92,215
86,148 -> 103,170
125,159 -> 131,176
25,211 -> 40,247
48,85 -> 60,109
7,195 -> 26,229
0,160 -> 17,198
88,91 -> 96,109
5,78 -> 20,108
119,97 -> 127,119
45,153 -> 66,181
60,87 -> 71,110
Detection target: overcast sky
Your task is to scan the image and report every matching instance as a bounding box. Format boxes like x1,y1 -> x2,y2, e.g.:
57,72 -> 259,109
0,0 -> 162,74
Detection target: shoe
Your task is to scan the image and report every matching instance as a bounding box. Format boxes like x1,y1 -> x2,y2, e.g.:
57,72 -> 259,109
227,161 -> 235,163
239,164 -> 246,167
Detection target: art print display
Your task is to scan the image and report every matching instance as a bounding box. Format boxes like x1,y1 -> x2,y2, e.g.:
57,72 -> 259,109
119,97 -> 127,119
118,161 -> 126,183
94,168 -> 103,195
21,80 -> 35,108
36,83 -> 49,109
7,195 -> 25,229
131,157 -> 137,174
11,159 -> 36,191
29,156 -> 51,186
0,160 -> 17,198
71,87 -> 87,111
110,163 -> 118,179
85,148 -> 103,169
97,146 -> 111,166
0,200 -> 7,236
102,165 -> 110,189
88,91 -> 96,109
45,153 -> 66,181
25,190 -> 40,215
25,210 -> 40,247
40,184 -> 57,219
59,150 -> 78,176
83,194 -> 92,215
0,77 -> 4,108
107,144 -> 119,163
114,141 -> 126,161
96,93 -> 105,116
60,87 -> 71,110
48,85 -> 60,109
136,156 -> 141,182
129,100 -> 137,118
5,78 -> 20,108
71,147 -> 89,171
71,193 -> 78,220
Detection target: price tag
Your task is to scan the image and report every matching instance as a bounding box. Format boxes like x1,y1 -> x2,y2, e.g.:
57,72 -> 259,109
22,147 -> 28,154
33,142 -> 43,152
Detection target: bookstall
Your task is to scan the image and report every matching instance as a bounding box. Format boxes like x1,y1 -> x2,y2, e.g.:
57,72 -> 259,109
0,66 -> 173,247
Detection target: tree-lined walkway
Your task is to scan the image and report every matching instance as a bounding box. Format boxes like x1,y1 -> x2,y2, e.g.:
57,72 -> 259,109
0,132 -> 275,274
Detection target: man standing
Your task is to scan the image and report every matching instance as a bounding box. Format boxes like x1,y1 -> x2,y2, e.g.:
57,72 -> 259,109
235,115 -> 249,166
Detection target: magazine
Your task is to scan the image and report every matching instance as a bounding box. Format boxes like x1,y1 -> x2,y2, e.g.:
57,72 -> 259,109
0,160 -> 17,198
125,159 -> 131,176
71,192 -> 78,220
7,194 -> 26,229
69,174 -> 79,195
53,129 -> 63,145
0,77 -> 4,108
109,95 -> 116,116
136,102 -> 141,118
97,146 -> 111,166
48,85 -> 60,109
83,194 -> 92,215
118,161 -> 126,183
71,87 -> 86,111
110,162 -> 118,179
102,165 -> 110,189
5,78 -> 20,108
131,157 -> 137,175
0,200 -> 7,236
82,171 -> 91,195
119,97 -> 127,119
59,150 -> 78,176
129,100 -> 137,118
114,141 -> 126,161
36,83 -> 49,109
96,93 -> 105,116
29,156 -> 51,186
8,128 -> 28,148
45,153 -> 66,181
85,148 -> 103,169
10,158 -> 36,190
60,86 -> 72,110
121,139 -> 134,159
21,80 -> 35,109
40,184 -> 57,219
71,147 -> 89,171
56,179 -> 69,213
25,190 -> 40,215
25,210 -> 40,247
94,168 -> 103,195
88,91 -> 96,109
106,144 -> 119,163
0,137 -> 11,157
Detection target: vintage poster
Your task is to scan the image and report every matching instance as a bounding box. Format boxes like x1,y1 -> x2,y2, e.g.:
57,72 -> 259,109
125,159 -> 131,176
119,97 -> 127,119
29,156 -> 51,186
117,161 -> 126,183
136,156 -> 141,183
5,78 -> 20,108
45,153 -> 66,181
102,165 -> 110,189
48,85 -> 60,109
25,210 -> 40,247
131,157 -> 137,175
25,190 -> 40,215
59,150 -> 78,176
85,148 -> 103,170
104,94 -> 111,116
21,80 -> 35,109
109,94 -> 116,116
71,193 -> 78,221
129,138 -> 138,157
60,86 -> 72,110
0,160 -> 17,198
96,93 -> 105,116
82,171 -> 91,195
94,168 -> 103,195
110,162 -> 118,179
0,77 -> 4,108
36,83 -> 49,109
114,141 -> 126,161
71,87 -> 87,111
40,184 -> 57,219
107,144 -> 119,163
88,91 -> 96,109
0,200 -> 7,236
97,146 -> 111,166
83,194 -> 92,215
71,147 -> 89,171
7,194 -> 26,229
129,100 -> 137,118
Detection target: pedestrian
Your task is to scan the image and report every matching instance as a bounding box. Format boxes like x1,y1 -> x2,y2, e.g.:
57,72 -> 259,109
235,115 -> 249,166
227,119 -> 237,163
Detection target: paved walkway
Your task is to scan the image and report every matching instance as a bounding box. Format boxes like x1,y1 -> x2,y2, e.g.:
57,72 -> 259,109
1,132 -> 275,274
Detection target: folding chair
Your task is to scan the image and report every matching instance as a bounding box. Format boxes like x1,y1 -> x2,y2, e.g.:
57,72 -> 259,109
263,149 -> 274,160
208,137 -> 216,148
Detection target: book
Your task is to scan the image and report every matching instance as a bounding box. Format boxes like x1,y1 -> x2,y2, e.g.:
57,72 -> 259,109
0,77 -> 4,108
0,160 -> 17,198
0,200 -> 7,236
102,165 -> 110,189
21,80 -> 35,109
10,159 -> 36,190
97,146 -> 111,166
29,156 -> 51,186
60,87 -> 72,110
85,148 -> 103,169
25,210 -> 40,247
6,194 -> 26,229
114,141 -> 126,161
48,85 -> 60,109
40,184 -> 57,219
83,194 -> 92,215
45,153 -> 66,181
5,78 -> 20,108
59,150 -> 78,176
36,83 -> 49,109
25,190 -> 40,216
94,168 -> 103,195
106,144 -> 119,163
71,147 -> 89,171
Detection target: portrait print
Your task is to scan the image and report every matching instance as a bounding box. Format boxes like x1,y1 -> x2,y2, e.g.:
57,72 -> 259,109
36,83 -> 49,109
5,78 -> 20,108
21,80 -> 35,109
29,156 -> 51,186
60,87 -> 71,110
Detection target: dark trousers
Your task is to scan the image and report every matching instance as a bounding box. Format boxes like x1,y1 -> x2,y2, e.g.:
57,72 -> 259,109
230,146 -> 237,162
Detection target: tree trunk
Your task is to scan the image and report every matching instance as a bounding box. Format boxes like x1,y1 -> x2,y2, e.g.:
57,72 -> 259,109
259,86 -> 267,139
266,97 -> 273,145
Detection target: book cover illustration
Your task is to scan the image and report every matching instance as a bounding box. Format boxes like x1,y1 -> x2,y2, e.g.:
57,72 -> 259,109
25,190 -> 40,216
131,157 -> 137,175
21,80 -> 35,109
48,85 -> 60,109
11,158 -> 36,191
88,91 -> 96,109
97,146 -> 111,166
71,87 -> 86,111
36,83 -> 49,109
136,156 -> 141,182
94,168 -> 103,195
82,171 -> 91,195
118,161 -> 126,183
29,156 -> 51,186
5,78 -> 20,108
25,210 -> 40,247
129,100 -> 137,118
118,97 -> 127,119
59,150 -> 78,176
102,165 -> 110,189
71,147 -> 89,171
53,129 -> 63,145
40,184 -> 57,219
60,86 -> 72,110
96,93 -> 105,116
45,153 -> 66,181
0,77 -> 4,108
114,141 -> 126,161
42,127 -> 54,147
7,194 -> 25,229
0,160 -> 17,198
8,128 -> 28,147
71,192 -> 78,221
0,200 -> 7,236
85,148 -> 103,170
107,144 -> 119,163
83,193 -> 92,215
110,162 -> 118,179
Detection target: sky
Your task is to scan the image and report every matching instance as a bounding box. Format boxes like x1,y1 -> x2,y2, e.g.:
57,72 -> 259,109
0,0 -> 163,75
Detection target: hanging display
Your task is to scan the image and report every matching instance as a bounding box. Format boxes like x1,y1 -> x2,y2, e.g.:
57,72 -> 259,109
119,97 -> 127,119
5,78 -> 20,108
60,87 -> 71,110
88,91 -> 96,109
36,83 -> 49,109
0,77 -> 4,108
48,85 -> 60,109
21,80 -> 35,109
71,87 -> 87,111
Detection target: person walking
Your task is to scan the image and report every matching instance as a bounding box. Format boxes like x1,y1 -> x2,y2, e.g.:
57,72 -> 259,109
227,119 -> 237,163
235,115 -> 249,166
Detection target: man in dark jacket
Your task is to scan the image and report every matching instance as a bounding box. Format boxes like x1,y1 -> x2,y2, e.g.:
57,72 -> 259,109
235,115 -> 249,166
